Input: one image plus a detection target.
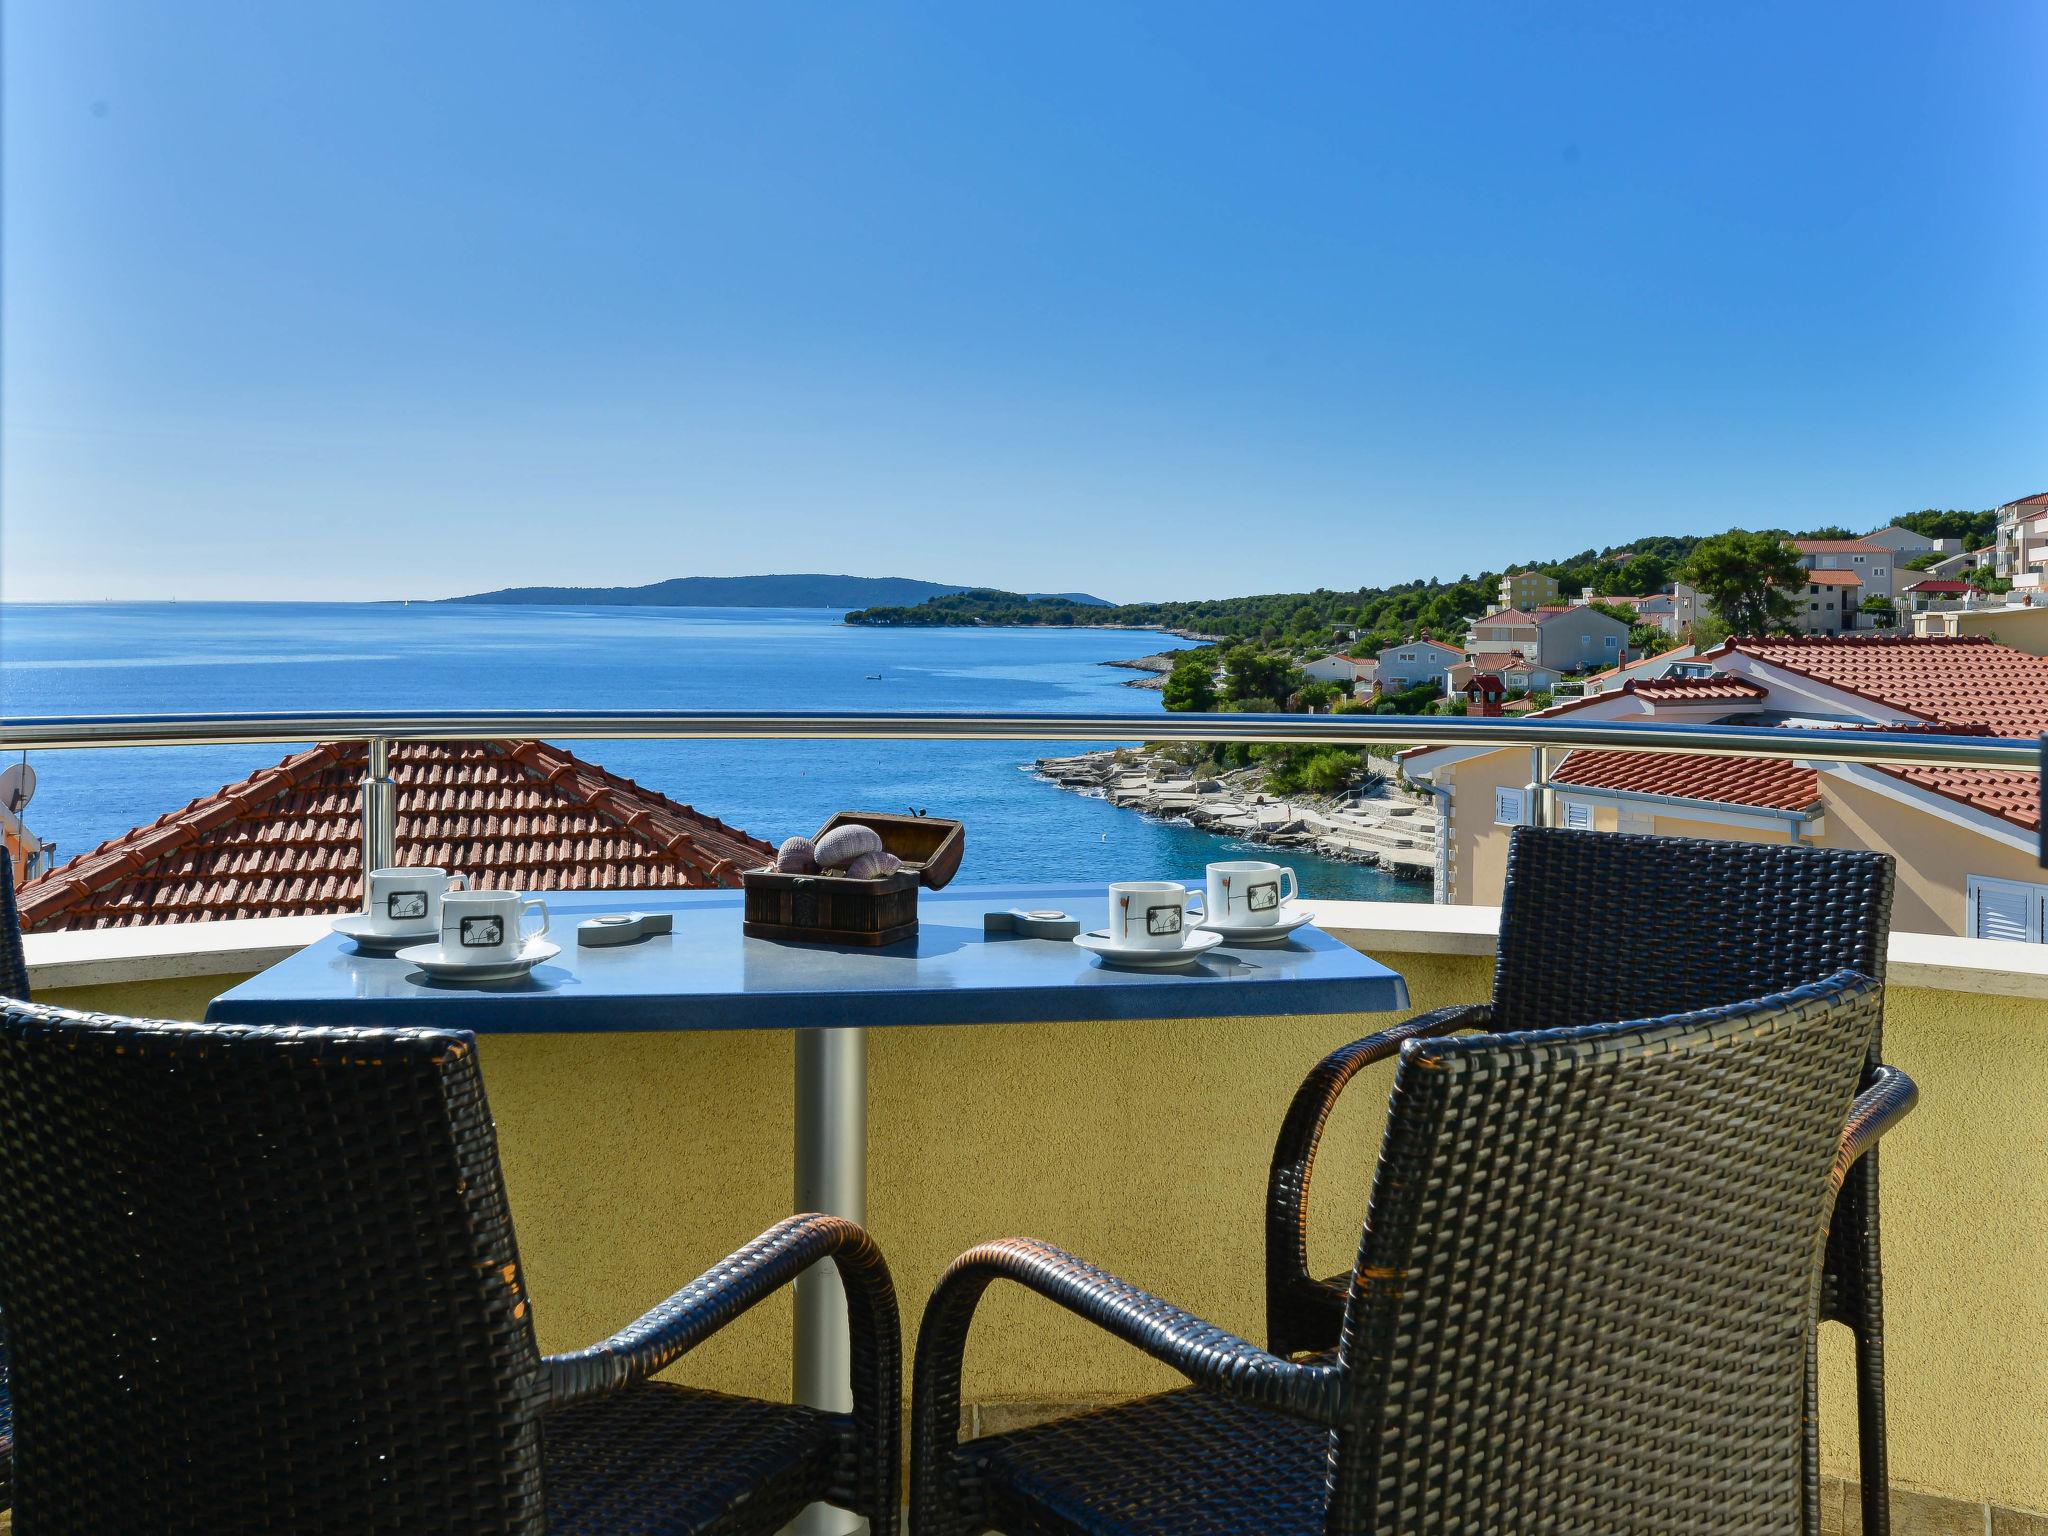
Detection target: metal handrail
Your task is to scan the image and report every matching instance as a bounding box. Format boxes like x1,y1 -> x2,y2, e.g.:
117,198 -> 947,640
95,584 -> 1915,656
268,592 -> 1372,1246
1,710 -> 2040,769
4,711 -> 2036,877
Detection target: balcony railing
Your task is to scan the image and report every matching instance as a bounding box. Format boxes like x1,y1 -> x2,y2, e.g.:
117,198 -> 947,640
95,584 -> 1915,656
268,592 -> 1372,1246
4,709 -> 2038,879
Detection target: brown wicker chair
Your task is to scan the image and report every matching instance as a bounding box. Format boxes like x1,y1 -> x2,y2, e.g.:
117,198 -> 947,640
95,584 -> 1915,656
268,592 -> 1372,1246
1268,826 -> 1899,1534
0,999 -> 901,1534
913,971 -> 1914,1536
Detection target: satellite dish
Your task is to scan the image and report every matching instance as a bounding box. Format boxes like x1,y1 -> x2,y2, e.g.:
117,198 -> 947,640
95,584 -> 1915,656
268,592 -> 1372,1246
0,762 -> 37,815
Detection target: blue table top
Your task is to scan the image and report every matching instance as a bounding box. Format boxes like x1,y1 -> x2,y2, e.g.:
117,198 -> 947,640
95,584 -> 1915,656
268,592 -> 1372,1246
204,884 -> 1408,1032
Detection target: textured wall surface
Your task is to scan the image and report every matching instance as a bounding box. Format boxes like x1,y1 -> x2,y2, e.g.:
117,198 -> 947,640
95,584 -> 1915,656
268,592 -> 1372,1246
37,949 -> 2047,1513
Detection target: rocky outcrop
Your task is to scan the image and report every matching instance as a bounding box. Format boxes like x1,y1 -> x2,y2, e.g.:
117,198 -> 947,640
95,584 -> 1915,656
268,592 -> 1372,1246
1034,750 -> 1437,878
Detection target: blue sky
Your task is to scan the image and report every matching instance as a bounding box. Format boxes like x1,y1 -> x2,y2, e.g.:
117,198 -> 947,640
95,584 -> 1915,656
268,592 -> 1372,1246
3,2 -> 2042,603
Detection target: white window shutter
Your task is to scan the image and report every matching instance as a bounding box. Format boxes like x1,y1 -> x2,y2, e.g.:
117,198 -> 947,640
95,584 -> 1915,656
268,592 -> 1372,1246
1967,877 -> 2044,943
1563,801 -> 1594,831
1494,787 -> 1524,826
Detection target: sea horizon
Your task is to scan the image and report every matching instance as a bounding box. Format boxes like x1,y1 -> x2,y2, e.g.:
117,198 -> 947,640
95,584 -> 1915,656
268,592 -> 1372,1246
0,601 -> 1427,905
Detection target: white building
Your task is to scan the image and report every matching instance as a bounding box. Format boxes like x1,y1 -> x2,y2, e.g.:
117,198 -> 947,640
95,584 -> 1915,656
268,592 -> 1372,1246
1301,654 -> 1367,686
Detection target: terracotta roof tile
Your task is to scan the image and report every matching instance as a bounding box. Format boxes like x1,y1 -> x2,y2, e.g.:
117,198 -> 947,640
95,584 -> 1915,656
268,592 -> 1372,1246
1792,539 -> 1890,553
20,740 -> 774,932
1550,750 -> 1820,812
1619,677 -> 1768,703
1797,570 -> 1862,587
1715,634 -> 2048,738
1886,767 -> 2040,831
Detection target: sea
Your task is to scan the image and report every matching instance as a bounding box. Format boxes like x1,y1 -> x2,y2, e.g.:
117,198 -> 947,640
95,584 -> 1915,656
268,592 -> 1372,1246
0,603 -> 1427,905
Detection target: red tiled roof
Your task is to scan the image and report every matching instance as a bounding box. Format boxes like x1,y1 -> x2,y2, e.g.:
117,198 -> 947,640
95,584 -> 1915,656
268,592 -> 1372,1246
1905,580 -> 1971,594
1797,570 -> 1862,587
1793,539 -> 1889,554
1551,750 -> 1820,813
2000,492 -> 2048,509
1471,609 -> 1538,627
20,740 -> 775,932
1528,672 -> 1764,716
1468,651 -> 1542,674
1713,634 -> 2048,738
1887,768 -> 2040,832
1619,677 -> 1768,703
1688,635 -> 2046,832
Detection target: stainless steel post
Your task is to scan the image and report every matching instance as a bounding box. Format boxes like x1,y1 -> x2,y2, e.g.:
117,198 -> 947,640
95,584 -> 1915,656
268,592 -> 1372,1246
359,736 -> 396,894
788,1026 -> 869,1536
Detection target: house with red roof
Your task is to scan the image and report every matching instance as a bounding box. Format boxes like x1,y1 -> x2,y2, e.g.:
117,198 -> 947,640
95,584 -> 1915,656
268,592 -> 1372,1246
1462,601 -> 1632,673
18,739 -> 774,932
1791,538 -> 1895,602
1903,578 -> 1974,612
1399,635 -> 2048,940
1446,653 -> 1562,696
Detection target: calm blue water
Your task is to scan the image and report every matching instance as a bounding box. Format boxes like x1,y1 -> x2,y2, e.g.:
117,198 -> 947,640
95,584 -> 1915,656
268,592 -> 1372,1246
0,603 -> 1425,904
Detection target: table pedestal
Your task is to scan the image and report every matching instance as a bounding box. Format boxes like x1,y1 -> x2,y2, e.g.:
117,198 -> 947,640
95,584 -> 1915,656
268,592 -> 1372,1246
787,1026 -> 869,1536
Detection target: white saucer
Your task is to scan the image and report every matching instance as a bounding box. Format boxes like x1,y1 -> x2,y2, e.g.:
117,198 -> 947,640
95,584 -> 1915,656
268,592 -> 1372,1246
331,913 -> 438,954
1194,906 -> 1316,945
396,938 -> 561,984
1073,928 -> 1223,970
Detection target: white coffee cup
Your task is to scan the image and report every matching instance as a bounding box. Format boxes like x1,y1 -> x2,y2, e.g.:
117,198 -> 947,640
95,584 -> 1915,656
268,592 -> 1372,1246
1205,861 -> 1298,926
1107,881 -> 1202,950
440,890 -> 550,964
366,866 -> 468,935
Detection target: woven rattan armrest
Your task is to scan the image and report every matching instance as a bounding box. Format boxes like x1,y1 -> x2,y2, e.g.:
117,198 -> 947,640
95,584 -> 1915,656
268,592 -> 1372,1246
1266,1003 -> 1494,1350
541,1213 -> 896,1409
916,1237 -> 1342,1431
1834,1066 -> 1916,1188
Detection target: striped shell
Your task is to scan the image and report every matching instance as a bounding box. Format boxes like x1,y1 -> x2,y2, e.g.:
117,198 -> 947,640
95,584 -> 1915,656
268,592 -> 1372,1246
814,823 -> 886,870
842,849 -> 903,881
774,835 -> 820,874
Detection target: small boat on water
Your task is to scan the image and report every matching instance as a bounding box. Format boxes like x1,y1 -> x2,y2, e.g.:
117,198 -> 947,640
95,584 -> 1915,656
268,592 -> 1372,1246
865,673 -> 883,680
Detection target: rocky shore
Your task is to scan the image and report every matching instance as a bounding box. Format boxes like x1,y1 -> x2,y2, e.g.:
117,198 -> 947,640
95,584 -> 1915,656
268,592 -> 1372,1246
1099,652 -> 1179,690
1033,748 -> 1437,879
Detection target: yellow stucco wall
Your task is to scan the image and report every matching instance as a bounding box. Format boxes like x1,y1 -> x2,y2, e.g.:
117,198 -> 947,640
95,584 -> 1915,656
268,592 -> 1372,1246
34,953 -> 2048,1513
1816,775 -> 2048,937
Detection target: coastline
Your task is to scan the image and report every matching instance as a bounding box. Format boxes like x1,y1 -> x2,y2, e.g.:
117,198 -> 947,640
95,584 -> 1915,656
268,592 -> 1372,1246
1100,652 -> 1179,690
1034,748 -> 1436,880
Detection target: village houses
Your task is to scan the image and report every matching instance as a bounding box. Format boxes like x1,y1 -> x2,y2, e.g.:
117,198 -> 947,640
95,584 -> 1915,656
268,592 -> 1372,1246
1399,634 -> 2047,942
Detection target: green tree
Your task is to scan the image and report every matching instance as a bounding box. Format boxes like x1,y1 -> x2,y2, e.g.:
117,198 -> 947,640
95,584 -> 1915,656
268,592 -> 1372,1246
1894,508 -> 1998,547
1221,646 -> 1300,706
1967,565 -> 2012,596
1859,595 -> 1896,630
1628,622 -> 1667,655
1298,680 -> 1343,711
1688,614 -> 1732,650
1596,552 -> 1671,596
1161,651 -> 1216,712
1794,525 -> 1860,541
1678,530 -> 1803,636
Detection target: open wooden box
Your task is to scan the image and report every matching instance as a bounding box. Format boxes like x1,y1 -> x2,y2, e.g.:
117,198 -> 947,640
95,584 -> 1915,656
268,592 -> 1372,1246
741,812 -> 964,947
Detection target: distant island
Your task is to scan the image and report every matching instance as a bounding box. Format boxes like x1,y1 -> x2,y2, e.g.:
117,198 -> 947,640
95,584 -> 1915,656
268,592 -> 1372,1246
443,574 -> 1113,609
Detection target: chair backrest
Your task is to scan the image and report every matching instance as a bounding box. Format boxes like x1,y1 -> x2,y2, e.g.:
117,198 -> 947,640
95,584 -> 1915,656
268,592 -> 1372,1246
0,1001 -> 550,1533
0,858 -> 28,1001
1492,827 -> 1892,1032
1324,970 -> 1880,1535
